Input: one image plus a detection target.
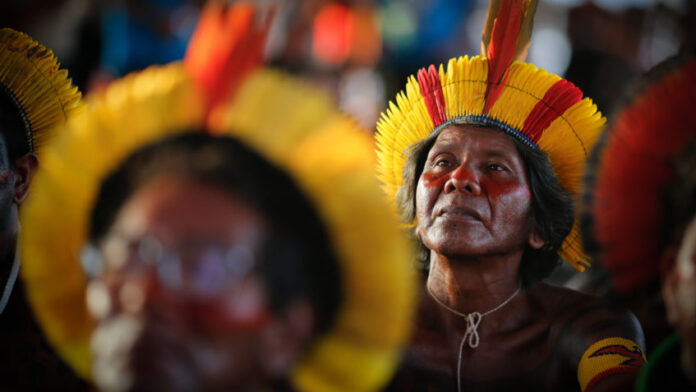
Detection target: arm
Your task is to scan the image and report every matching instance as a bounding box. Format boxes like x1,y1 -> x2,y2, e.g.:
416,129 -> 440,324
569,305 -> 646,392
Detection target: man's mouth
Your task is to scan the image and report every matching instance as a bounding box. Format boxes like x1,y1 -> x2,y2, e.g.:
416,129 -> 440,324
437,206 -> 482,221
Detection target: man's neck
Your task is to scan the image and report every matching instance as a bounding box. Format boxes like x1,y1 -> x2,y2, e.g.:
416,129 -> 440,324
426,251 -> 522,315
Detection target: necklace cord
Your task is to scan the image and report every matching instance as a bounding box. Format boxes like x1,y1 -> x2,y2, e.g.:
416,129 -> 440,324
426,284 -> 521,392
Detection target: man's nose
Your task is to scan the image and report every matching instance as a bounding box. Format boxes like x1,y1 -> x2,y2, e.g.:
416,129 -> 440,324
445,164 -> 482,195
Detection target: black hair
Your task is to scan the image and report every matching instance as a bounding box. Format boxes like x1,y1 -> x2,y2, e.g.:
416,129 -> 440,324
396,124 -> 574,287
0,85 -> 31,165
89,132 -> 342,336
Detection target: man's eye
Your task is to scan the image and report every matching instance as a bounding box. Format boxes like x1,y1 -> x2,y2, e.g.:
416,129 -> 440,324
487,163 -> 503,171
435,159 -> 450,167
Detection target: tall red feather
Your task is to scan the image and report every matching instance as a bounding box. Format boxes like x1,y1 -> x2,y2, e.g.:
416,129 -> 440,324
184,2 -> 273,117
483,0 -> 524,114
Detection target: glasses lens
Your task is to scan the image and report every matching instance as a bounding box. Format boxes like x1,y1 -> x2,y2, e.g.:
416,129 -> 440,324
89,235 -> 256,296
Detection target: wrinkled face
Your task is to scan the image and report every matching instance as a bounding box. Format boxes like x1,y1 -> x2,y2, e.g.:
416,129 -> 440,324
415,125 -> 540,259
86,176 -> 307,392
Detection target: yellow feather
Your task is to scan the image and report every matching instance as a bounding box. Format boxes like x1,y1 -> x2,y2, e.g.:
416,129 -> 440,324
488,62 -> 559,131
0,28 -> 82,153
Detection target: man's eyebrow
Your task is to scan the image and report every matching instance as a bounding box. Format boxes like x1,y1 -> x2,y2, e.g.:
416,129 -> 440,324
429,142 -> 516,159
428,142 -> 458,155
481,148 -> 514,160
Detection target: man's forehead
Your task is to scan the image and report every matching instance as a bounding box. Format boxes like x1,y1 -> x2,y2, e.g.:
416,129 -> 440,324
431,125 -> 519,155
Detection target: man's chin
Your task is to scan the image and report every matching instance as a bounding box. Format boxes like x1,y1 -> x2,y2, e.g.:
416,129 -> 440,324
423,234 -> 490,258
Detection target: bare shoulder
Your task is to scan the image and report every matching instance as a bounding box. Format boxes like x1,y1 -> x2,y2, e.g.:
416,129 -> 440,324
528,283 -> 644,346
528,284 -> 646,391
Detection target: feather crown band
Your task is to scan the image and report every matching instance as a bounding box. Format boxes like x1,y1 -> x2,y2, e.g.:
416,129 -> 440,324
0,28 -> 82,153
375,0 -> 605,270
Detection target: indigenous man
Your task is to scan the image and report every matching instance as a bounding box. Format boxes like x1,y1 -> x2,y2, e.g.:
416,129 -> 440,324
0,28 -> 86,389
583,52 -> 696,391
19,4 -> 414,392
377,1 -> 645,391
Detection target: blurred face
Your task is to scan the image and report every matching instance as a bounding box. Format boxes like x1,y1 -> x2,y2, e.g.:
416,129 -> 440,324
0,131 -> 37,276
86,176 -> 311,392
415,125 -> 541,259
664,215 -> 696,381
0,135 -> 15,245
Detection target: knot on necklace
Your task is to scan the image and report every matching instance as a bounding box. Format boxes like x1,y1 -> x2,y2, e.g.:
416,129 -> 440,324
462,311 -> 482,348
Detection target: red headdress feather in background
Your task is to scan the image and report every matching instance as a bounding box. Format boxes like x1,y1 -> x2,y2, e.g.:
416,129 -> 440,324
585,58 -> 696,295
184,2 -> 273,120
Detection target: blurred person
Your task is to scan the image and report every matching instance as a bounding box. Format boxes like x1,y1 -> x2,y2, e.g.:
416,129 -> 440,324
19,3 -> 414,392
376,0 -> 645,391
582,52 -> 696,391
0,28 -> 87,389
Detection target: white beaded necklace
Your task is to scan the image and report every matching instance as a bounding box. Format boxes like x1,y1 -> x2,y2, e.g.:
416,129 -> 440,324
427,284 -> 521,392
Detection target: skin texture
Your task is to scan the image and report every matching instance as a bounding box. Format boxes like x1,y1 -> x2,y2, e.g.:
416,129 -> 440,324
416,126 -> 543,315
663,215 -> 696,382
386,125 -> 644,392
89,176 -> 314,392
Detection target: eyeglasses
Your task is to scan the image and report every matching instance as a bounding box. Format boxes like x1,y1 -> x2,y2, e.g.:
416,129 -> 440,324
81,234 -> 257,296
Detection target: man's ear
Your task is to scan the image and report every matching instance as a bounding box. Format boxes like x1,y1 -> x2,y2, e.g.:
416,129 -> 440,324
528,225 -> 545,250
13,153 -> 38,204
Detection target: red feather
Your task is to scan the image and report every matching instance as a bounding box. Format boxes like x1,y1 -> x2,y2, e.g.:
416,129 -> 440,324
592,60 -> 696,295
484,0 -> 524,114
184,2 -> 273,117
417,64 -> 447,127
523,79 -> 582,142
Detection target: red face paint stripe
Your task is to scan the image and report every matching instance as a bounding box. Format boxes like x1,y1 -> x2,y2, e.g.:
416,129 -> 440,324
417,64 -> 447,127
522,78 -> 583,143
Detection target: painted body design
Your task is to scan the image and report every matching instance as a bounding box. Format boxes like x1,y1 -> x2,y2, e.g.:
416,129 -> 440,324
386,284 -> 645,392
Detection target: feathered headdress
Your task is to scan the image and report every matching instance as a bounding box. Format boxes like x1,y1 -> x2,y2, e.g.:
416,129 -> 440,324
376,0 -> 605,270
20,3 -> 415,392
0,28 -> 82,153
582,54 -> 696,295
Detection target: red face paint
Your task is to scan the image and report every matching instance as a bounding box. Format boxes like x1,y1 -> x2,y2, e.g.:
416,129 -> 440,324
421,171 -> 449,189
479,177 -> 531,202
415,125 -> 536,258
452,165 -> 475,182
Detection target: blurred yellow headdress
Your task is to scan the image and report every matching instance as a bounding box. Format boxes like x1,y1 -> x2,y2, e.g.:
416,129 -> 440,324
20,4 -> 415,392
0,28 -> 81,153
